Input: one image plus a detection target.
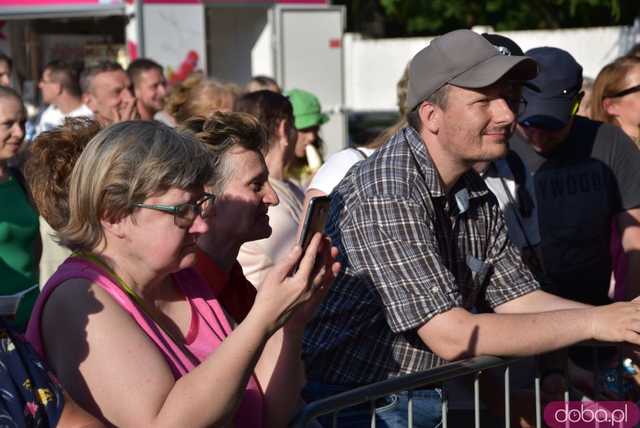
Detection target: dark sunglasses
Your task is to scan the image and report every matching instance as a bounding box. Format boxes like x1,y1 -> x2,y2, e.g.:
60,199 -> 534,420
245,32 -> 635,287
605,84 -> 640,99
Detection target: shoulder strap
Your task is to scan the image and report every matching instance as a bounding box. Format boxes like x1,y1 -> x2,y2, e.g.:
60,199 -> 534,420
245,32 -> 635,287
75,255 -> 202,368
351,147 -> 369,159
505,150 -> 526,187
504,150 -> 534,218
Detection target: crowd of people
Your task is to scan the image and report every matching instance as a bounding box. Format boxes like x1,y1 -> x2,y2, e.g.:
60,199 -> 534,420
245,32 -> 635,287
1,28 -> 640,427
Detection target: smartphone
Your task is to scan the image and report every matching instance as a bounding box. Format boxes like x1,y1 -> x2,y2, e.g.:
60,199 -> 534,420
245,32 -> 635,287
298,195 -> 331,252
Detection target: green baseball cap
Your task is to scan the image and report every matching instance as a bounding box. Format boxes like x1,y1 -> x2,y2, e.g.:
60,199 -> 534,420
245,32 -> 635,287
286,88 -> 329,130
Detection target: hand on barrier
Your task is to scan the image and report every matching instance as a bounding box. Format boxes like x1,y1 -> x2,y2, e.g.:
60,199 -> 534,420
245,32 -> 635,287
589,301 -> 640,345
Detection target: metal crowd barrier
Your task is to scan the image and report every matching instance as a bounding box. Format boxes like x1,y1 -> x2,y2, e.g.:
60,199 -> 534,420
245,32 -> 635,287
291,342 -> 627,428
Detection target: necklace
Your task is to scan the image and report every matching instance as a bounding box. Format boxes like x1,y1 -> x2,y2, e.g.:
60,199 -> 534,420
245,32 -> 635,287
74,252 -> 201,367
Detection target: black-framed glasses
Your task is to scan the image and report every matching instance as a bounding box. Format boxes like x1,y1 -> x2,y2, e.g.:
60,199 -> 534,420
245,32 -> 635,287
134,192 -> 215,228
605,84 -> 640,99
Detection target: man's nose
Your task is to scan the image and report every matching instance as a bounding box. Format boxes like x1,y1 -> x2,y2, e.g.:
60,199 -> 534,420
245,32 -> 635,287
263,182 -> 279,206
493,98 -> 516,126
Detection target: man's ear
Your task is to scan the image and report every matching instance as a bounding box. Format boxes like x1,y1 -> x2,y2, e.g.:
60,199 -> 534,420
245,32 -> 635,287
83,93 -> 95,112
419,101 -> 441,134
53,82 -> 63,97
276,118 -> 288,146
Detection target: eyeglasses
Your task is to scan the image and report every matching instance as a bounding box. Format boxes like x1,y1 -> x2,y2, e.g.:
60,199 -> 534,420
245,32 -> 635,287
605,84 -> 640,99
134,192 -> 215,228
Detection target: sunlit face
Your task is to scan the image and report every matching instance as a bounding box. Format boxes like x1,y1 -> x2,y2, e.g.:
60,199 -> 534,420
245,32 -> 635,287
123,187 -> 210,274
294,125 -> 318,158
0,96 -> 25,162
432,82 -> 519,165
86,70 -> 134,125
208,147 -> 279,245
0,61 -> 10,87
605,65 -> 640,134
134,68 -> 167,114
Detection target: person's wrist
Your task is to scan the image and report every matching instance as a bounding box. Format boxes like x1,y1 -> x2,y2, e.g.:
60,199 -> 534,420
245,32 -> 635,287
244,303 -> 280,338
586,306 -> 598,340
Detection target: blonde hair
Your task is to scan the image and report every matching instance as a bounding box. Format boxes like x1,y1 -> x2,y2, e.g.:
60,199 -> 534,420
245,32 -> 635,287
591,56 -> 640,124
166,75 -> 236,125
59,120 -> 214,252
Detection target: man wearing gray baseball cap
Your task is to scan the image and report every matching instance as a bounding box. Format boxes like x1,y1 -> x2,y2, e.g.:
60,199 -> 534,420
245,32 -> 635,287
302,30 -> 640,427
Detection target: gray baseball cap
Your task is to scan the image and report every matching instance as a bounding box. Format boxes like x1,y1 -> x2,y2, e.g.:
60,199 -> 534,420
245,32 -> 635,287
407,29 -> 539,111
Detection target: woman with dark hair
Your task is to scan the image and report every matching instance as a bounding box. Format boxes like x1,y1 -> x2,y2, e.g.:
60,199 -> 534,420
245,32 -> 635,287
234,90 -> 305,288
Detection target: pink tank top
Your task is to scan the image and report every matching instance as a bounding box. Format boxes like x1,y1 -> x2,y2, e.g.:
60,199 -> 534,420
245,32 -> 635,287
26,257 -> 264,428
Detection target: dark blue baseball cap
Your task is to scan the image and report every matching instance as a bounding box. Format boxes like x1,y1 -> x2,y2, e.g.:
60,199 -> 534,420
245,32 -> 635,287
519,47 -> 583,130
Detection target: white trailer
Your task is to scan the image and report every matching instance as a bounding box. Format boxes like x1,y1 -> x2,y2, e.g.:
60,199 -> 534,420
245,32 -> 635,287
138,0 -> 347,154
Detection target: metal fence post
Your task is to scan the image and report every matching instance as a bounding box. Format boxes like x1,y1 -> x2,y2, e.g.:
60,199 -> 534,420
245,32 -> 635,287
474,371 -> 481,428
504,365 -> 511,428
441,384 -> 448,428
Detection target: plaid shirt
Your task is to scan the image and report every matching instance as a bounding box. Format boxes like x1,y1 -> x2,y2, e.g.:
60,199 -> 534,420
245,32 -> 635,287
302,126 -> 539,385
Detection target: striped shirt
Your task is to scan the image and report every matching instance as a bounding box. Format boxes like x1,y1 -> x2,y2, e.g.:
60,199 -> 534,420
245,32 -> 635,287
302,126 -> 539,385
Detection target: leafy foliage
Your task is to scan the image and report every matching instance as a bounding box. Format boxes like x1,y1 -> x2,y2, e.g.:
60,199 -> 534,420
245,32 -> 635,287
333,0 -> 639,37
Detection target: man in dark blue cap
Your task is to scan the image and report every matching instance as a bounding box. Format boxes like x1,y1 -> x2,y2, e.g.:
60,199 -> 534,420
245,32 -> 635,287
511,47 -> 640,305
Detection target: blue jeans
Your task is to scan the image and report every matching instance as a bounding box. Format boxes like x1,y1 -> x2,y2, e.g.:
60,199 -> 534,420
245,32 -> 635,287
302,381 -> 443,427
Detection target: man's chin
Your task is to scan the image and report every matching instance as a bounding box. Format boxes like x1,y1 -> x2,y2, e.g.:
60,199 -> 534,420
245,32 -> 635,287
476,143 -> 509,163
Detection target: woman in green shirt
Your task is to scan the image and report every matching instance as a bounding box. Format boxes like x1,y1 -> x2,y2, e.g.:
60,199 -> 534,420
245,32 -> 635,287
0,86 -> 39,331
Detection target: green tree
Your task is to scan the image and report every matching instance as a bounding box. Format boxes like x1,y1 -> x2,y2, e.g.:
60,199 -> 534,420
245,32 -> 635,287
334,0 -> 639,37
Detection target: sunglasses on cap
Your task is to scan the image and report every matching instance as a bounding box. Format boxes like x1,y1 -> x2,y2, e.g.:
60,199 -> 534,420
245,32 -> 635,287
604,84 -> 640,99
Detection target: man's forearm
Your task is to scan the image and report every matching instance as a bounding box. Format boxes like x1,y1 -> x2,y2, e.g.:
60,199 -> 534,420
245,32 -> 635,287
419,306 -> 598,361
495,289 -> 590,314
468,309 -> 594,357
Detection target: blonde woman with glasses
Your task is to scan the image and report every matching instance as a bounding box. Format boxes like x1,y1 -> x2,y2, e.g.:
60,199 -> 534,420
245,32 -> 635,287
592,55 -> 640,144
26,120 -> 338,427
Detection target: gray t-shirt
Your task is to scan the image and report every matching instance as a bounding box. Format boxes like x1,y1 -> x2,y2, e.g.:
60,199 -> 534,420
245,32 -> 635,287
510,116 -> 640,305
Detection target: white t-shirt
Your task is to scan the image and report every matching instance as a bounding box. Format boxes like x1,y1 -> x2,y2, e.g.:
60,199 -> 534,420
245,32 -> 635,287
482,158 -> 541,249
35,104 -> 93,137
309,147 -> 377,194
